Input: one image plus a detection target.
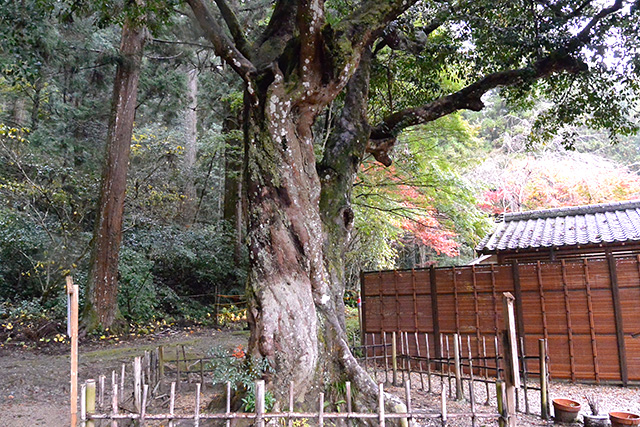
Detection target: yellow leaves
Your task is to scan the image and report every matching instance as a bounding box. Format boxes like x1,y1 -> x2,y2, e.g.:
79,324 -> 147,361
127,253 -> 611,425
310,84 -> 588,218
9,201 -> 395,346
2,322 -> 13,330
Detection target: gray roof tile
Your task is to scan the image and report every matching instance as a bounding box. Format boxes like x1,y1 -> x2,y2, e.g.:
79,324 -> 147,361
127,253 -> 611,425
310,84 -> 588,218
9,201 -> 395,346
476,200 -> 640,253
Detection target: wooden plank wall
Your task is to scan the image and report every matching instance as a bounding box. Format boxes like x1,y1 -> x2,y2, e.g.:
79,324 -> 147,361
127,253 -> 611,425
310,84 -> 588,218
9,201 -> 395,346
361,255 -> 640,384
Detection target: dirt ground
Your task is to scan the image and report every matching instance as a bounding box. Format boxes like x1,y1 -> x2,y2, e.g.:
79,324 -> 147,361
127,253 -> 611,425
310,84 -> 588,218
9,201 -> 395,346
2,329 -> 640,426
0,327 -> 248,426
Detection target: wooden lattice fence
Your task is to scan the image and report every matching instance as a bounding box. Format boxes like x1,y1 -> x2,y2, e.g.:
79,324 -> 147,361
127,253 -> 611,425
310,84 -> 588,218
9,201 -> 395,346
361,255 -> 640,384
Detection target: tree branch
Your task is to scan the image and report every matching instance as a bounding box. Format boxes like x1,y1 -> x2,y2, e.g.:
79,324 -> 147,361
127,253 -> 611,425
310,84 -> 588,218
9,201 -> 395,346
213,0 -> 252,59
185,0 -> 256,81
368,0 -> 628,166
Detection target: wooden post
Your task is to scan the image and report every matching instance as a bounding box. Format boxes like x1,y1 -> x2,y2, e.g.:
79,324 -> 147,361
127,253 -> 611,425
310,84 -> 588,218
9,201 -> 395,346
86,379 -> 96,427
255,380 -> 265,427
441,382 -> 447,425
453,333 -> 463,400
67,276 -> 79,427
169,382 -> 176,427
502,292 -> 520,427
539,339 -> 549,420
392,331 -> 398,385
194,383 -> 201,427
227,382 -> 232,427
607,253 -> 629,386
405,380 -> 413,427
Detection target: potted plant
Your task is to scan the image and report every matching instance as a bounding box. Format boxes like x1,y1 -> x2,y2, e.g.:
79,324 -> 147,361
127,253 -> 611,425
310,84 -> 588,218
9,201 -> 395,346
609,412 -> 640,427
583,395 -> 609,427
553,398 -> 581,423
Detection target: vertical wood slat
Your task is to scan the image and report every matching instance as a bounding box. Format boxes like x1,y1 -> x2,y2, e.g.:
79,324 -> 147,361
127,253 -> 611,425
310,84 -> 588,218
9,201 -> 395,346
430,267 -> 442,362
607,253 -> 629,386
583,260 -> 600,382
536,262 -> 549,343
560,260 -> 576,382
411,269 -> 418,331
360,271 -> 366,344
471,266 -> 482,361
453,266 -> 460,334
378,271 -> 384,331
490,265 -> 499,335
511,261 -> 526,350
394,270 -> 400,331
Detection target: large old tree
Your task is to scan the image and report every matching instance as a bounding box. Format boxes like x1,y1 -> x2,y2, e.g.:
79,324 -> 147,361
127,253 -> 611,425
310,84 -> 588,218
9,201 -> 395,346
184,0 -> 639,404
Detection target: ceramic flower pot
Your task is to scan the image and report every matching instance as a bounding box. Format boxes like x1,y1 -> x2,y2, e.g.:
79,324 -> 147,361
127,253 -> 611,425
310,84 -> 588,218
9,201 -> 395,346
610,412 -> 640,427
584,413 -> 610,427
553,398 -> 581,423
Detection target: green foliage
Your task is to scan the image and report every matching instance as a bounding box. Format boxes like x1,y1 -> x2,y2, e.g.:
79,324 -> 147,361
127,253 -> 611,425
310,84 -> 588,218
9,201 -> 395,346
206,345 -> 275,411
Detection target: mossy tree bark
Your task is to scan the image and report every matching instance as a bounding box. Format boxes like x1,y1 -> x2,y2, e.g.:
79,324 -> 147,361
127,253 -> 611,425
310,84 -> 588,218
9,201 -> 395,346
185,0 -> 619,406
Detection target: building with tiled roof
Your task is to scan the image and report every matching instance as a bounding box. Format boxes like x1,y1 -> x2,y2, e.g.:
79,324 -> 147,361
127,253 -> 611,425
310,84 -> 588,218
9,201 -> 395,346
475,199 -> 640,263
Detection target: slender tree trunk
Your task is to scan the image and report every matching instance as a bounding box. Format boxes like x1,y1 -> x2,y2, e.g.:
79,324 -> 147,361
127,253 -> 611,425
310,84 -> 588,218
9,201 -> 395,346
83,18 -> 147,331
182,67 -> 198,223
222,101 -> 244,258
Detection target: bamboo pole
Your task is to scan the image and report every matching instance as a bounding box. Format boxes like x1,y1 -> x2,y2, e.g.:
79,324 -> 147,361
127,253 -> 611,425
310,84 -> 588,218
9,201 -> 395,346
111,383 -> 118,427
134,357 -> 142,412
169,382 -> 176,427
195,383 -> 201,427
539,339 -> 549,420
255,380 -> 265,427
453,334 -> 463,401
99,375 -> 105,410
441,381 -> 447,426
120,364 -> 125,403
318,392 -> 324,427
468,338 -> 476,427
496,380 -> 506,427
86,379 -> 96,427
426,333 -> 432,393
80,382 -> 86,427
378,383 -> 386,427
226,382 -> 232,427
392,331 -> 398,385
67,276 -> 79,427
158,346 -> 165,379
405,380 -> 413,427
415,332 -> 425,391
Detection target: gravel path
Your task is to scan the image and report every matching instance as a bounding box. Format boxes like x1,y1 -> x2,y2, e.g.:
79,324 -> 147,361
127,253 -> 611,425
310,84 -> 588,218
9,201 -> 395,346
380,370 -> 640,426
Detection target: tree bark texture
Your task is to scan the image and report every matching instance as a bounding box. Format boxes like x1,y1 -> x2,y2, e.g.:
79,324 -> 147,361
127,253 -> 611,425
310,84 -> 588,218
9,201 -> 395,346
182,67 -> 198,223
84,19 -> 146,330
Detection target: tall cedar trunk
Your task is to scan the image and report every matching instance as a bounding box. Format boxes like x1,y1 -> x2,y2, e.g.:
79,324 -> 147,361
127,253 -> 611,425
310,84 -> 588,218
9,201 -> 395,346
182,67 -> 198,223
222,101 -> 244,259
83,19 -> 146,331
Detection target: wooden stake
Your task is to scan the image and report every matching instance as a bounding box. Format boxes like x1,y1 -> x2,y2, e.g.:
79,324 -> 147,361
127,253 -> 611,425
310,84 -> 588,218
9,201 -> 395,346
141,384 -> 148,426
519,336 -> 530,415
67,276 -> 79,427
158,346 -> 165,379
346,381 -> 353,427
382,331 -> 389,384
502,292 -> 519,427
483,337 -> 490,406
468,339 -> 476,427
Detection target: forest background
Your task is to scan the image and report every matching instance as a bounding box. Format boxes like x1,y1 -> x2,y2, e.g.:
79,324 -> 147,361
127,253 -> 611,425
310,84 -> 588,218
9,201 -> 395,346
1,0 -> 640,336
